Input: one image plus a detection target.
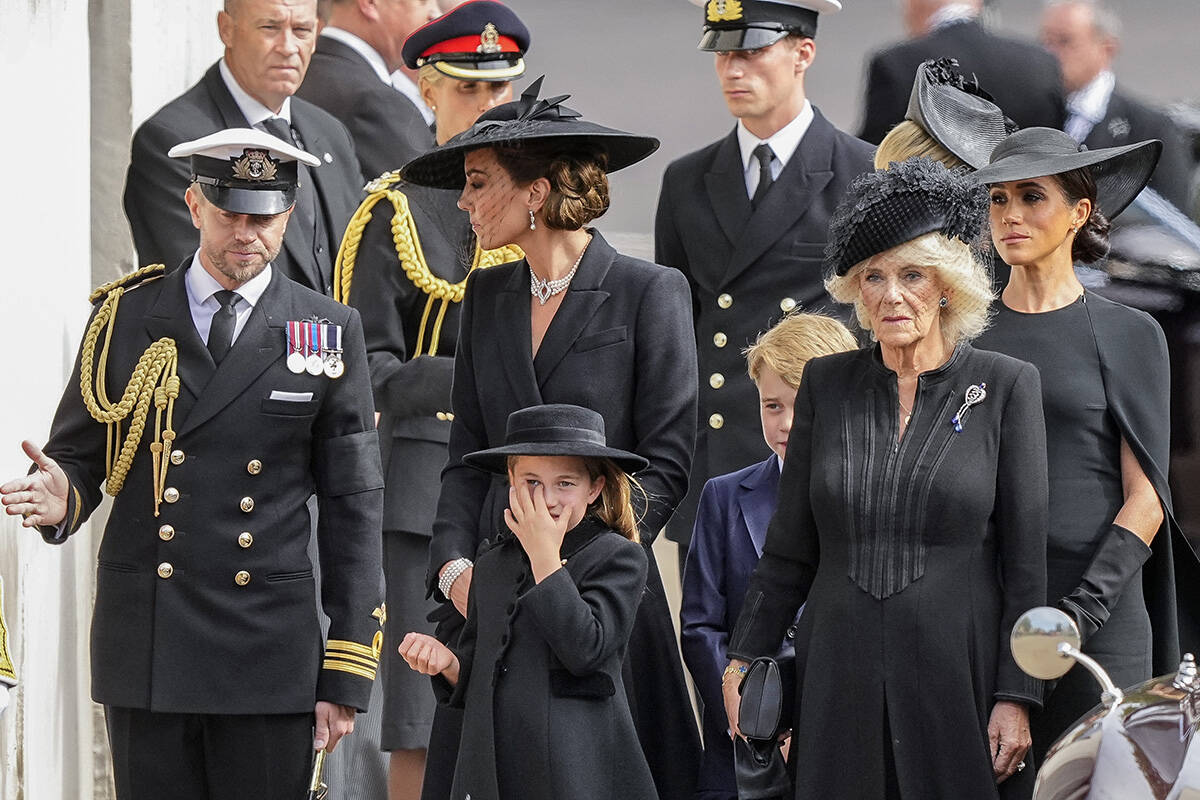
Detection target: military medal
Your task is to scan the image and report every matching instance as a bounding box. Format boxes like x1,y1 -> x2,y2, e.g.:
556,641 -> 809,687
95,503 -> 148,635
286,321 -> 306,373
322,324 -> 344,379
305,322 -> 325,376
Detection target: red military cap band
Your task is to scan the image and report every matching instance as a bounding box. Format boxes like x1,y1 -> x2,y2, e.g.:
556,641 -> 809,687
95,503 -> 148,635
421,34 -> 522,60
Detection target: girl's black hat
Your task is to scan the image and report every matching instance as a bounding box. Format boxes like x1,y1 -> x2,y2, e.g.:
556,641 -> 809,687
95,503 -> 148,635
463,404 -> 648,475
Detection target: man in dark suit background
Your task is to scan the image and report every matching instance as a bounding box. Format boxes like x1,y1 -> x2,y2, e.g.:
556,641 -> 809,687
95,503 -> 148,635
123,0 -> 362,297
1040,0 -> 1194,213
2,129 -> 384,800
859,0 -> 1065,144
297,0 -> 439,182
655,0 -> 874,554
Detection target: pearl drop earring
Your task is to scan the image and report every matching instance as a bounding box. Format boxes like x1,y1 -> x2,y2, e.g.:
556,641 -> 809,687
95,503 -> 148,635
529,210 -> 536,231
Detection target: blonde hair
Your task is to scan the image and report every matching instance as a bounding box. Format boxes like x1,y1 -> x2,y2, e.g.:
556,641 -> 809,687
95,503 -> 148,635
745,313 -> 858,388
874,120 -> 967,171
825,232 -> 994,347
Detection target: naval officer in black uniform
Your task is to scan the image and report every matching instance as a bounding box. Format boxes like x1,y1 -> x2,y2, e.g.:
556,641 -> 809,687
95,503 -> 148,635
2,129 -> 384,800
655,0 -> 874,552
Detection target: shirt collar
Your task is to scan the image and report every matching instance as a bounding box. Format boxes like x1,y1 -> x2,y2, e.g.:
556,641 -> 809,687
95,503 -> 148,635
391,69 -> 436,125
926,4 -> 978,33
185,251 -> 274,308
219,58 -> 292,126
320,27 -> 392,86
1067,70 -> 1116,123
736,100 -> 813,172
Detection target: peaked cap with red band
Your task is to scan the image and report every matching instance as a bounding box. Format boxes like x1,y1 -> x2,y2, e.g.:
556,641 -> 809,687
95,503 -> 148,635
402,0 -> 529,82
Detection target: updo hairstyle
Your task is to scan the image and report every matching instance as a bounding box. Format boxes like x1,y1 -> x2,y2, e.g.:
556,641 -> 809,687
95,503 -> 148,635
1052,166 -> 1111,264
874,120 -> 966,171
491,140 -> 611,230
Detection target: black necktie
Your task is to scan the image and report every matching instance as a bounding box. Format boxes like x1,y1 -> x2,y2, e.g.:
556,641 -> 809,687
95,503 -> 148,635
259,117 -> 328,290
208,290 -> 241,365
750,143 -> 775,210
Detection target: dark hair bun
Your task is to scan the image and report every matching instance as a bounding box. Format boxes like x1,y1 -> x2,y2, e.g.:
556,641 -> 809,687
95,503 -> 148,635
1073,208 -> 1110,264
492,142 -> 611,230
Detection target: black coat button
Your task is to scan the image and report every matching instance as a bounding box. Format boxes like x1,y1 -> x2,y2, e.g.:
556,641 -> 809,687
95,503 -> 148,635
787,625 -> 797,640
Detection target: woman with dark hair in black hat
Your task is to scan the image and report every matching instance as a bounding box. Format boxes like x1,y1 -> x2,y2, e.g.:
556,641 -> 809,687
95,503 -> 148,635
974,127 -> 1200,762
402,81 -> 702,799
723,158 -> 1049,799
399,404 -> 658,800
328,4 -> 530,797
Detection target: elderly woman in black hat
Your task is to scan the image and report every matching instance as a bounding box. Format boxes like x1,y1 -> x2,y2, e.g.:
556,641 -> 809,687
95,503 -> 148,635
723,158 -> 1049,799
328,3 -> 529,795
973,128 -> 1196,763
402,81 -> 702,799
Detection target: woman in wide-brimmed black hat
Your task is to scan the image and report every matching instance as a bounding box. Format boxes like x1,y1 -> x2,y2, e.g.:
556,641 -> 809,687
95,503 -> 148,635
406,80 -> 703,799
974,127 -> 1200,765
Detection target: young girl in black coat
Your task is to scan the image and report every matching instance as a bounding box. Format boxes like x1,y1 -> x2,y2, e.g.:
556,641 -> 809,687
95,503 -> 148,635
399,404 -> 657,800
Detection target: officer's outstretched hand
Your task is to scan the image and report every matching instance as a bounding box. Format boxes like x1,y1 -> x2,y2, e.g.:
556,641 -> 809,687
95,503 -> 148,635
313,701 -> 355,752
1,441 -> 69,528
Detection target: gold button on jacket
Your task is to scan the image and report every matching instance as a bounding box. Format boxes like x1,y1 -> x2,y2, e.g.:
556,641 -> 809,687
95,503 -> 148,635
780,297 -> 797,312
709,413 -> 725,430
713,332 -> 728,348
435,412 -> 448,421
717,293 -> 733,309
709,373 -> 725,389
246,459 -> 263,475
158,524 -> 175,541
238,532 -> 254,548
163,487 -> 180,504
234,570 -> 251,586
169,450 -> 185,465
240,497 -> 255,513
157,562 -> 174,579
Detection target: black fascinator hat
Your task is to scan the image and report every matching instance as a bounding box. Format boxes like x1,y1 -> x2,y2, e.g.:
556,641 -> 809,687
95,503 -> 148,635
905,58 -> 1013,170
825,157 -> 989,276
400,77 -> 660,189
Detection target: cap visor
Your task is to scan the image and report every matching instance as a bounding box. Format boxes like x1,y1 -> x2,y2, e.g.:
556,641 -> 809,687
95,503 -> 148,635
200,184 -> 296,216
698,27 -> 788,52
433,58 -> 525,82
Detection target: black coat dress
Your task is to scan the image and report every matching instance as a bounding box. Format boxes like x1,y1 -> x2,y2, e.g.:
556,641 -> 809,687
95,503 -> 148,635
730,344 -> 1048,799
443,517 -> 656,800
428,231 -> 702,799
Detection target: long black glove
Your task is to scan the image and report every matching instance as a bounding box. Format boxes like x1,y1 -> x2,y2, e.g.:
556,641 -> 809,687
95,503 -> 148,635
1059,523 -> 1152,645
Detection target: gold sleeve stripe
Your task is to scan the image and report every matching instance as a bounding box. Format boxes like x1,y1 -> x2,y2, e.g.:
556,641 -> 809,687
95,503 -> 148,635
70,485 -> 82,532
322,658 -> 377,681
325,651 -> 378,670
326,639 -> 378,660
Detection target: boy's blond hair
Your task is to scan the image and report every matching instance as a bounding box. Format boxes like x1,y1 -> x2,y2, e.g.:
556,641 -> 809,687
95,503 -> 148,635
745,312 -> 858,388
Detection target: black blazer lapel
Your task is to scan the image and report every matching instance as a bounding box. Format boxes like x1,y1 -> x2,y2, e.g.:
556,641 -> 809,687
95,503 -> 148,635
176,271 -> 289,437
144,262 -> 214,416
532,233 -> 615,387
724,111 -> 837,285
703,130 -> 753,246
494,265 -> 543,408
202,64 -> 252,128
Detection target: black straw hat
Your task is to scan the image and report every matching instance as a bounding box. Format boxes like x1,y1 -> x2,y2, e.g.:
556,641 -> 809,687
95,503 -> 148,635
400,77 -> 660,189
971,127 -> 1162,220
904,59 -> 1012,170
825,157 -> 989,276
463,405 -> 648,475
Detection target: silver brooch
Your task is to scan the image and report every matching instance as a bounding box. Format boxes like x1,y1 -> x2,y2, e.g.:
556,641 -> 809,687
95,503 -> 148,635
952,383 -> 987,433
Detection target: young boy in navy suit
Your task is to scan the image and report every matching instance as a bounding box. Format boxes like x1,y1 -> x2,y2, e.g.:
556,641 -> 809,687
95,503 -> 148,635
680,313 -> 856,800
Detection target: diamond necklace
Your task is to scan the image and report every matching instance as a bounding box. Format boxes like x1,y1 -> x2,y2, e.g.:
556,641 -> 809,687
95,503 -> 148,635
530,235 -> 591,305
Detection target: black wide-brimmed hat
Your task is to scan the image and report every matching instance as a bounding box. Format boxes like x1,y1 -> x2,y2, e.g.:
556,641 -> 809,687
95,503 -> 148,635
401,0 -> 529,82
695,0 -> 841,52
400,77 -> 660,189
825,157 -> 989,276
463,404 -> 649,475
905,58 -> 1012,170
168,127 -> 320,215
972,127 -> 1162,220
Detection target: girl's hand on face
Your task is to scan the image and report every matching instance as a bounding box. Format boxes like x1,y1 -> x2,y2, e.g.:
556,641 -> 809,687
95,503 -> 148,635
506,483 -> 569,573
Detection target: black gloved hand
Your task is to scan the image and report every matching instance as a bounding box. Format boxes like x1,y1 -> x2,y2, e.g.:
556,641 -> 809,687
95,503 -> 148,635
1059,523 -> 1152,645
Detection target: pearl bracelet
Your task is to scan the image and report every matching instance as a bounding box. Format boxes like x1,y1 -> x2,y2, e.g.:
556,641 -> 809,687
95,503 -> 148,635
438,557 -> 473,599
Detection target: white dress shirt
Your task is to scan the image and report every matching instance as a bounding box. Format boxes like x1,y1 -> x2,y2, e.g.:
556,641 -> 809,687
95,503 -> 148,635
219,58 -> 293,126
1065,70 -> 1116,143
390,69 -> 436,125
737,100 -> 814,197
185,253 -> 273,347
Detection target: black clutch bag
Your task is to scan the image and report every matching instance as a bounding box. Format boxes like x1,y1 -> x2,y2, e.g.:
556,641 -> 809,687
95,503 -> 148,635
735,655 -> 796,800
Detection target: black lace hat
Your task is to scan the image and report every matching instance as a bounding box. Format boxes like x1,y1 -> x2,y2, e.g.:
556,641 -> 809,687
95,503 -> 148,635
904,58 -> 1013,170
971,127 -> 1162,220
825,157 -> 989,277
463,404 -> 649,475
400,77 -> 660,190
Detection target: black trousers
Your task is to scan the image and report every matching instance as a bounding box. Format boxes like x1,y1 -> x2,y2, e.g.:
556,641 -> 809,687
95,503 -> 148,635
105,706 -> 314,800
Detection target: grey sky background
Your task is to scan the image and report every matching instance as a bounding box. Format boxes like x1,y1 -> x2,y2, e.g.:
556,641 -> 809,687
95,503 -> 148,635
500,0 -> 1198,237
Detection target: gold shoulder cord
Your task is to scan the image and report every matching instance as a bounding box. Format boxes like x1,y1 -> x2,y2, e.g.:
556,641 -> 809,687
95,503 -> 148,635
81,264 -> 180,516
333,172 -> 522,357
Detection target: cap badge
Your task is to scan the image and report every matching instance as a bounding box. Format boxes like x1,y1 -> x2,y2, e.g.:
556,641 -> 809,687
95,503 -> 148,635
478,22 -> 502,54
707,0 -> 743,22
231,149 -> 278,182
